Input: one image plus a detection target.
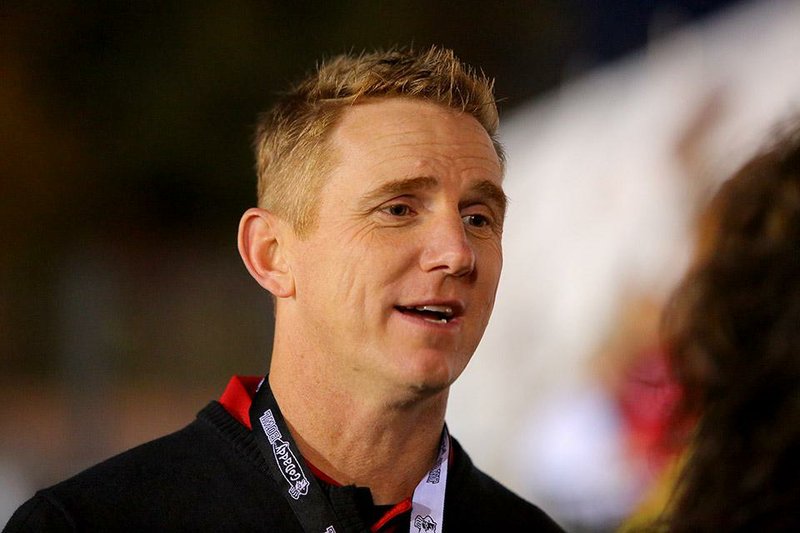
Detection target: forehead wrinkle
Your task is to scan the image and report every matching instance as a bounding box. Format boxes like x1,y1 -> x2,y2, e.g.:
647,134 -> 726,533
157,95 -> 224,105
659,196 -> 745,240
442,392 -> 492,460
360,145 -> 500,176
458,156 -> 502,174
357,133 -> 494,153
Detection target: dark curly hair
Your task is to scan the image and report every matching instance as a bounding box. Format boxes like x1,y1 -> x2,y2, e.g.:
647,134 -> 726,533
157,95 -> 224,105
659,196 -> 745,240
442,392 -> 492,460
661,121 -> 800,531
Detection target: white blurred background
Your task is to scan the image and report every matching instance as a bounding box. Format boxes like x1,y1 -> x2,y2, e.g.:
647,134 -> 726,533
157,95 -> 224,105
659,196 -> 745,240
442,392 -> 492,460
449,1 -> 800,529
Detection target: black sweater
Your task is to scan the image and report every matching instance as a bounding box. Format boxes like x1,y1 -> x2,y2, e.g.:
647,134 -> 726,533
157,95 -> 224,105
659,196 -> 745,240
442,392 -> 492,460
5,401 -> 563,532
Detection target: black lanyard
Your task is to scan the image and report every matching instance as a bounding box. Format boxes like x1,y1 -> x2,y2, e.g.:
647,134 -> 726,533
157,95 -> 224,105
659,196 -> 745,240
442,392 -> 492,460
249,377 -> 349,533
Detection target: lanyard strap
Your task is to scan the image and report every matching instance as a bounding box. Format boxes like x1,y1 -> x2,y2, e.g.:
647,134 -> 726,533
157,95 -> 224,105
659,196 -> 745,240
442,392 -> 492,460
249,376 -> 450,533
250,378 -> 344,533
410,425 -> 449,533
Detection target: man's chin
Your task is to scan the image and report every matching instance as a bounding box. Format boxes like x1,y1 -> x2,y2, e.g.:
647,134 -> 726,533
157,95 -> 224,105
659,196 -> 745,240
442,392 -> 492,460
376,347 -> 471,402
408,377 -> 451,396
385,379 -> 450,409
390,367 -> 458,404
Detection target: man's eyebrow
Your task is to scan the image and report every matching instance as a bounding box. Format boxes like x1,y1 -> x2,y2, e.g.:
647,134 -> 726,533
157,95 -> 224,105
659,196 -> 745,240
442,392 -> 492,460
468,179 -> 508,218
359,176 -> 507,217
360,176 -> 438,205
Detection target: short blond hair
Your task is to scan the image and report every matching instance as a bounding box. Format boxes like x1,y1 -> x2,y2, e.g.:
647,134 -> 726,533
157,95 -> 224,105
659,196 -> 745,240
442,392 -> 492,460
252,45 -> 502,236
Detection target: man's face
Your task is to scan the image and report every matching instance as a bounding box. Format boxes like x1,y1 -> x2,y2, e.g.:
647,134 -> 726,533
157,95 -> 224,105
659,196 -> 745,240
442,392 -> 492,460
285,98 -> 504,398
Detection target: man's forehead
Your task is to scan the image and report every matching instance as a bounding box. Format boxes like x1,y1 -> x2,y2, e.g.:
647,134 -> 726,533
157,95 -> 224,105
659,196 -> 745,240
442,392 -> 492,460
330,99 -> 500,172
334,98 -> 493,145
321,98 -> 504,215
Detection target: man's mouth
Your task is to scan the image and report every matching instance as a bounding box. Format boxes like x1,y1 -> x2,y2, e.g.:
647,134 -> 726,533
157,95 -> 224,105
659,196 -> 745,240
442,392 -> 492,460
395,304 -> 458,324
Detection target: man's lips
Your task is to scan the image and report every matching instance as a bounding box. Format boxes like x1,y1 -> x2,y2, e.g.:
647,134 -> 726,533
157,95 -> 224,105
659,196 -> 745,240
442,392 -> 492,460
394,301 -> 465,324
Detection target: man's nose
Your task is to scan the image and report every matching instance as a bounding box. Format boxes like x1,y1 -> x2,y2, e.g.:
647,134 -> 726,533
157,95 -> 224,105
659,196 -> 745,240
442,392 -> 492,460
419,216 -> 476,277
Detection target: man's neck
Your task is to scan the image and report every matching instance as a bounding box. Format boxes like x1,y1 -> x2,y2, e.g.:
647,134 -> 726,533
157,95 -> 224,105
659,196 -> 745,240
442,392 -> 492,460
268,353 -> 449,505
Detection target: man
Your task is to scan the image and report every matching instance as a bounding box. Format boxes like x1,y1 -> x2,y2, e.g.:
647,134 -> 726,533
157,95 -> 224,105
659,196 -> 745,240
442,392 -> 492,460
5,46 -> 562,532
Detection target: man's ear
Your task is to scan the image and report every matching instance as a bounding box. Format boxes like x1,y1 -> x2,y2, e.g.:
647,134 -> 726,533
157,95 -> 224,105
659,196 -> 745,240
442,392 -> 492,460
238,208 -> 295,298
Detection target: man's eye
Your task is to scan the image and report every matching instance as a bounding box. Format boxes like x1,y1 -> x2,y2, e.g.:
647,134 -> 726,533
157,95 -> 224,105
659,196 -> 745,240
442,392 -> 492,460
384,204 -> 412,217
462,214 -> 490,228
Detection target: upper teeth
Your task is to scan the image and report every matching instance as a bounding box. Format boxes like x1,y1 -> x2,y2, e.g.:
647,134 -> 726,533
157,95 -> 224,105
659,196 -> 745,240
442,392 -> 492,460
414,305 -> 454,317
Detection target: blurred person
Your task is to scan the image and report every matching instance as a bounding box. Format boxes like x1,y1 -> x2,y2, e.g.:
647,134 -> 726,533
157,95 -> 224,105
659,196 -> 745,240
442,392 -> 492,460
4,46 -> 561,532
657,120 -> 800,531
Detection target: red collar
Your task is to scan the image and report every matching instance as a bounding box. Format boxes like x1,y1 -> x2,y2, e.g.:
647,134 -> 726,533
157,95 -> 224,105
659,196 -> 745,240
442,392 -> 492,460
218,376 -> 412,532
218,375 -> 261,430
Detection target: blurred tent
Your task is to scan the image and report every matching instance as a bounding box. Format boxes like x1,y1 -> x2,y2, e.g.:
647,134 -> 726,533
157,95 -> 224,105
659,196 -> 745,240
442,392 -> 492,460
448,0 -> 800,530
